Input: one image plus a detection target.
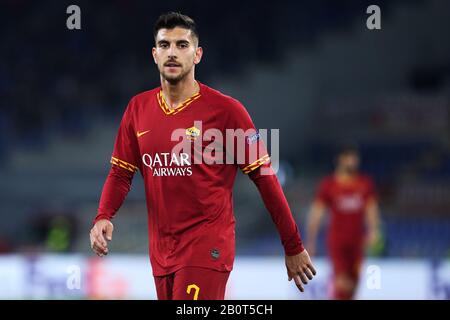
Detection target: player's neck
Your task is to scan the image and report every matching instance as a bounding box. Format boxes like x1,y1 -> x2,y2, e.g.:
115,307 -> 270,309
335,170 -> 357,183
160,76 -> 199,110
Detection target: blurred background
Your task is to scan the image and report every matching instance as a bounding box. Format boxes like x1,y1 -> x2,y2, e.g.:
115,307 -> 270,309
0,0 -> 449,299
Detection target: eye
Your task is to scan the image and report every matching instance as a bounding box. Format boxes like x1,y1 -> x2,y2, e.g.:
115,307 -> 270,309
178,42 -> 189,48
159,42 -> 169,48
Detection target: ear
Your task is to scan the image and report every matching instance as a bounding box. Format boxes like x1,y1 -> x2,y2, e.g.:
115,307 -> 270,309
152,47 -> 157,64
194,46 -> 203,65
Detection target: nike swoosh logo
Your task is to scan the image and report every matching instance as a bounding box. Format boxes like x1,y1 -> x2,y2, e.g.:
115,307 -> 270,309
137,130 -> 150,138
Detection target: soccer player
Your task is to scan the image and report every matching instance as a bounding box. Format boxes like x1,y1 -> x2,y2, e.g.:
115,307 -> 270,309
306,145 -> 381,300
90,12 -> 316,300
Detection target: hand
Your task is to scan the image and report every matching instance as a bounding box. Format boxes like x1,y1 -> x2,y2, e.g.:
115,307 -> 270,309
306,241 -> 317,257
90,219 -> 114,257
285,249 -> 317,293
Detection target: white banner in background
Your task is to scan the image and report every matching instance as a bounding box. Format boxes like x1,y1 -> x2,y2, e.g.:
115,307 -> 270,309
0,255 -> 448,300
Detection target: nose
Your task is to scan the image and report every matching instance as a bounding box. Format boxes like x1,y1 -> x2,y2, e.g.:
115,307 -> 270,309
168,44 -> 177,59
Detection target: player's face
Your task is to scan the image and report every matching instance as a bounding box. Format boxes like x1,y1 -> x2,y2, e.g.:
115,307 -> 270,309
337,152 -> 360,174
152,27 -> 202,84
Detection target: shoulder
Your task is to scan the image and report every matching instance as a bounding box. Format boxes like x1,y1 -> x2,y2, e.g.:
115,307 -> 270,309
319,175 -> 334,190
358,174 -> 376,191
200,83 -> 248,114
359,174 -> 375,185
115,88 -> 159,125
121,87 -> 160,117
322,175 -> 334,184
130,87 -> 160,105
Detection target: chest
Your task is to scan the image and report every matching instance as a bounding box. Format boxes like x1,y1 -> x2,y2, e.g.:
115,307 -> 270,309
134,99 -> 225,156
330,185 -> 367,212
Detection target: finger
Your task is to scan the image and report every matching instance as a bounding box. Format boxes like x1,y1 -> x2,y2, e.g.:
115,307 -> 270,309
97,233 -> 107,249
91,243 -> 103,256
94,228 -> 108,247
92,230 -> 107,249
303,267 -> 314,280
92,243 -> 107,256
294,275 -> 304,292
307,263 -> 317,276
91,241 -> 104,253
93,238 -> 106,252
89,233 -> 96,248
286,268 -> 292,281
105,224 -> 113,241
90,234 -> 104,253
94,240 -> 108,254
298,271 -> 308,285
90,228 -> 102,246
90,234 -> 107,253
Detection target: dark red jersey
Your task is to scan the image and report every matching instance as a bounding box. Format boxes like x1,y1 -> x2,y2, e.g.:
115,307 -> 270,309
315,174 -> 376,243
95,82 -> 303,276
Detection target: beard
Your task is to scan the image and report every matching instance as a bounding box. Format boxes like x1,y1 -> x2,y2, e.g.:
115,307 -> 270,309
160,64 -> 192,85
342,166 -> 358,175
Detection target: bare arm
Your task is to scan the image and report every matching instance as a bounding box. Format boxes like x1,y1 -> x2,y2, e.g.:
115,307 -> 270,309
365,197 -> 381,248
306,200 -> 326,256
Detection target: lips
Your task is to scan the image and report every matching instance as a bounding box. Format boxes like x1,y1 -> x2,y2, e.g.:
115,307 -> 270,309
164,62 -> 181,67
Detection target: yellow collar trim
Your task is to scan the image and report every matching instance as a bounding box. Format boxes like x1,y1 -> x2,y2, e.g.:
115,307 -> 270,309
157,90 -> 201,115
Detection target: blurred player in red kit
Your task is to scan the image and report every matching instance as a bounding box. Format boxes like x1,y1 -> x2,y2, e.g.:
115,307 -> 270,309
306,145 -> 380,300
89,12 -> 316,300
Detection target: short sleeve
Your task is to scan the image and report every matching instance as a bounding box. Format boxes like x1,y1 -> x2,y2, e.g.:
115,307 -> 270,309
110,99 -> 140,173
315,179 -> 331,206
225,99 -> 270,174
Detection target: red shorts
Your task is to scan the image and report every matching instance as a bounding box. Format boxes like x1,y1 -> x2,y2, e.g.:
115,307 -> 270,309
327,240 -> 363,280
153,266 -> 230,300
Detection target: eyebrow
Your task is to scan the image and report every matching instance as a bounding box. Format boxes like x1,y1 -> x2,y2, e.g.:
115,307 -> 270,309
157,39 -> 191,45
